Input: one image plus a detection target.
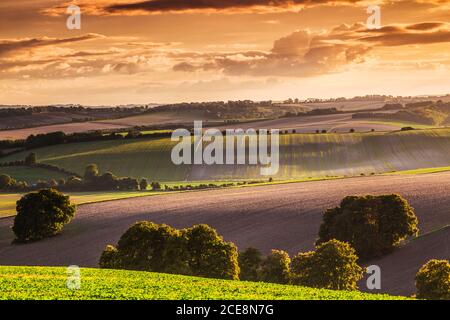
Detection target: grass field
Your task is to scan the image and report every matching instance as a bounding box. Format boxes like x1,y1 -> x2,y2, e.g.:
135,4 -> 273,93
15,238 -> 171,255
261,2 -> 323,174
0,266 -> 406,300
0,166 -> 69,184
1,128 -> 450,181
0,191 -> 164,218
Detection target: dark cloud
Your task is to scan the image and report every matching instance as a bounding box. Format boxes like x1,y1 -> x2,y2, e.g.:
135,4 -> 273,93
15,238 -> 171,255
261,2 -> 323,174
0,34 -> 105,56
106,0 -> 364,13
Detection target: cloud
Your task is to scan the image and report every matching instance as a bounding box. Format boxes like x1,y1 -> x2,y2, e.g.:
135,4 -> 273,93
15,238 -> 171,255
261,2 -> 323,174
358,22 -> 450,46
172,21 -> 450,77
0,34 -> 105,57
42,0 -> 368,16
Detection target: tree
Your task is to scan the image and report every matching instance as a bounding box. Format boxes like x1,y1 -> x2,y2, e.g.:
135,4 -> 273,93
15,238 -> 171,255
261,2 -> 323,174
239,247 -> 263,281
184,224 -> 240,280
258,250 -> 290,284
12,189 -> 76,242
139,178 -> 149,191
84,164 -> 99,181
151,181 -> 161,191
100,221 -> 188,273
24,152 -> 37,165
291,240 -> 363,290
415,259 -> 450,300
100,222 -> 240,280
317,194 -> 419,260
0,174 -> 13,189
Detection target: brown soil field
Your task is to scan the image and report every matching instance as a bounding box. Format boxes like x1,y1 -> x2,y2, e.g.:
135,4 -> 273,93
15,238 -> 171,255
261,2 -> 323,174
0,172 -> 449,295
0,122 -> 132,140
217,113 -> 406,133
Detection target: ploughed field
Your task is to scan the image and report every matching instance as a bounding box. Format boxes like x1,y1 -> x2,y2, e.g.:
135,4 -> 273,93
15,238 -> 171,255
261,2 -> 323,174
0,266 -> 404,300
0,172 -> 449,296
2,128 -> 450,181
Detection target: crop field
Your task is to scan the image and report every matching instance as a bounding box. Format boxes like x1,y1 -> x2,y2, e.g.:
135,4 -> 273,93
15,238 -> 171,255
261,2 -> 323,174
0,166 -> 69,184
218,114 -> 434,133
0,191 -> 163,218
0,266 -> 404,300
0,122 -> 131,140
1,128 -> 450,181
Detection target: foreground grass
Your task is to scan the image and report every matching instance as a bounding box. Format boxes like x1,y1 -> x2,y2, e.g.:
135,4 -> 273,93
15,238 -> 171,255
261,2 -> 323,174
0,266 -> 406,300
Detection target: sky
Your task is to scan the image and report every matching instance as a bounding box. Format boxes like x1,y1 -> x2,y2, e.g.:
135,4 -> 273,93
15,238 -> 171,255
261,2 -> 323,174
0,0 -> 450,105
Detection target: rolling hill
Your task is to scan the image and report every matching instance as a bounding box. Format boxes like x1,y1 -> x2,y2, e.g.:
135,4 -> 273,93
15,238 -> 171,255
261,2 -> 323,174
1,128 -> 450,181
1,172 -> 448,295
0,266 -> 405,300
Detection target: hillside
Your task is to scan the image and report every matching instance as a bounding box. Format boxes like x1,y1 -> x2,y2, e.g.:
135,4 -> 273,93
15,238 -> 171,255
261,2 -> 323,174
1,128 -> 450,181
0,266 -> 405,300
1,172 -> 448,295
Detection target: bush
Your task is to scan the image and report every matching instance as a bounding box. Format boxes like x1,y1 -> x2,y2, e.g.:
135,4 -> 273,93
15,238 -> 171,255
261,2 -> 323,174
24,153 -> 37,165
12,189 -> 76,242
239,247 -> 263,281
258,250 -> 290,284
291,240 -> 363,290
99,222 -> 239,280
151,181 -> 162,191
415,259 -> 450,300
139,178 -> 149,191
317,194 -> 419,260
84,164 -> 99,181
0,174 -> 13,190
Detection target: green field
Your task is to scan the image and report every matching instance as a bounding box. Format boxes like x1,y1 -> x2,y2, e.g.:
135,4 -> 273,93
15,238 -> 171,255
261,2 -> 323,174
1,128 -> 450,181
0,191 -> 164,218
0,166 -> 69,184
0,266 -> 406,300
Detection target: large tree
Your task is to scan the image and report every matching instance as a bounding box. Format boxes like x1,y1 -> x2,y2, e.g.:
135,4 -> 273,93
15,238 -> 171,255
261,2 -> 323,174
317,194 -> 419,260
13,189 -> 76,242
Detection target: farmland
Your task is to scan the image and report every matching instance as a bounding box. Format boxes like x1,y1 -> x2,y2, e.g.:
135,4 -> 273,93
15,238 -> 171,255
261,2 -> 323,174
0,266 -> 405,300
1,128 -> 450,181
0,191 -> 164,218
0,166 -> 69,184
1,172 -> 449,295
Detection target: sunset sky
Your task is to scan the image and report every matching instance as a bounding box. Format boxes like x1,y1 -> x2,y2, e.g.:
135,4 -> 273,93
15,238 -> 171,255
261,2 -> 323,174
1,0 -> 450,105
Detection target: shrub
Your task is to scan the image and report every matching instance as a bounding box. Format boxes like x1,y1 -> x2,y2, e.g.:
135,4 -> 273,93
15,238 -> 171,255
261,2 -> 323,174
259,250 -> 290,284
99,245 -> 120,269
139,178 -> 149,191
238,247 -> 263,281
151,181 -> 162,191
317,194 -> 419,260
291,240 -> 363,290
184,224 -> 240,280
0,174 -> 13,189
24,152 -> 37,165
415,259 -> 450,300
12,189 -> 76,242
84,164 -> 99,181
